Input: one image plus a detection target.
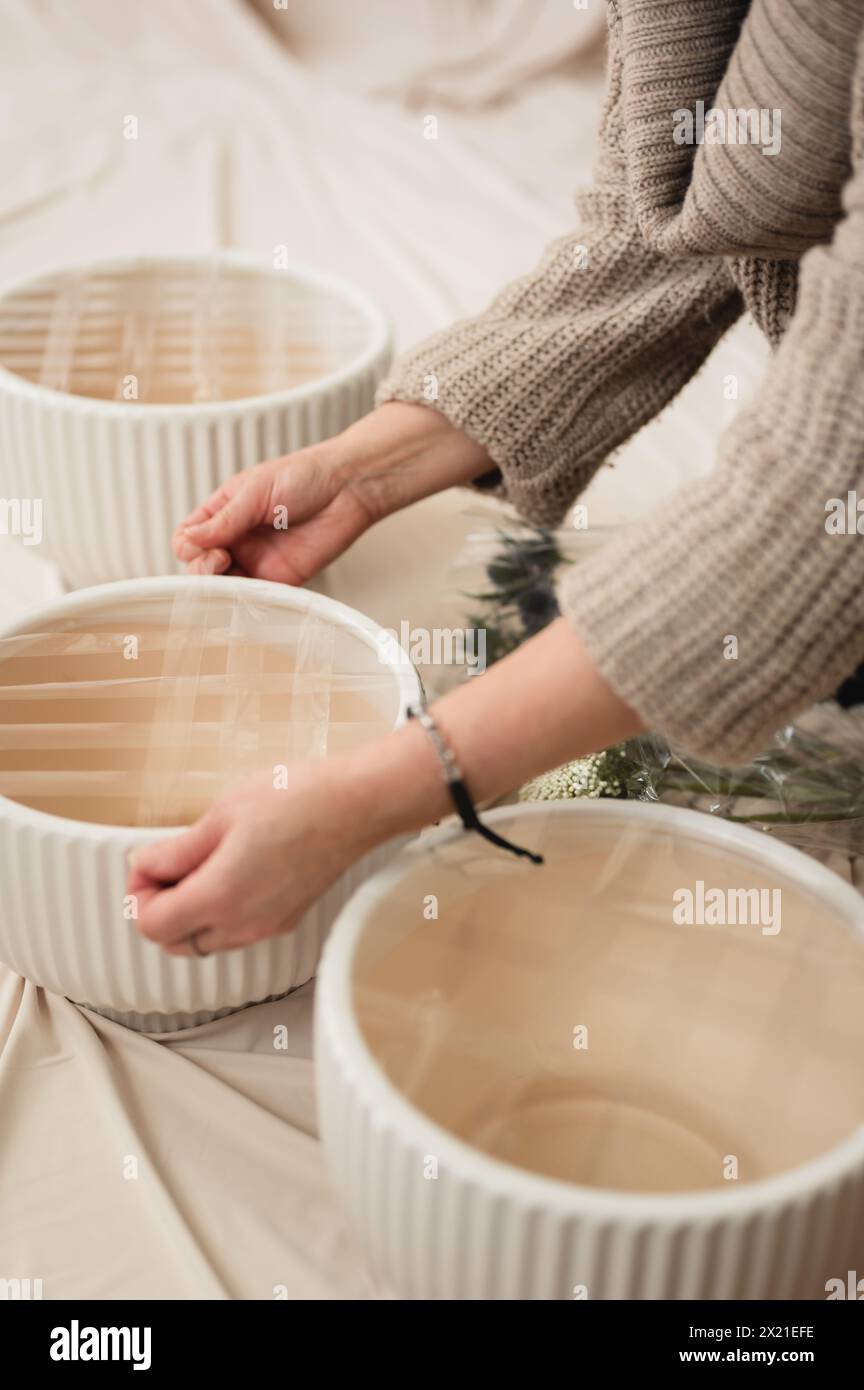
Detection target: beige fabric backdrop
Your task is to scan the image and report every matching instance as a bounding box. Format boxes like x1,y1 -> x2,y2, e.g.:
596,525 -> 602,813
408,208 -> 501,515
0,0 -> 770,1299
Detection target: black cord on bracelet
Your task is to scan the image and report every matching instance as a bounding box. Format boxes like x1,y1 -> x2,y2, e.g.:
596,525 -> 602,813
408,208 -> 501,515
447,776 -> 545,864
407,705 -> 544,866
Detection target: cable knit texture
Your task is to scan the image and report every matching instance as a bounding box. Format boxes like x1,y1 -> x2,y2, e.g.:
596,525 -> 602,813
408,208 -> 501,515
378,0 -> 864,761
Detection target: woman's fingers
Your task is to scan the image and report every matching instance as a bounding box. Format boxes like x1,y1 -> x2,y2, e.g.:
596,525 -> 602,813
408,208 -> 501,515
129,815 -> 241,950
172,448 -> 352,579
172,472 -> 262,561
135,854 -> 228,947
161,915 -> 289,958
172,483 -> 236,557
134,833 -> 278,952
187,547 -> 232,575
128,816 -> 221,890
180,488 -> 232,530
179,471 -> 267,552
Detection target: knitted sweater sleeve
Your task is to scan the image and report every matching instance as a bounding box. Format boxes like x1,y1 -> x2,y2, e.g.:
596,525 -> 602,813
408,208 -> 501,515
374,7 -> 742,527
565,141 -> 864,763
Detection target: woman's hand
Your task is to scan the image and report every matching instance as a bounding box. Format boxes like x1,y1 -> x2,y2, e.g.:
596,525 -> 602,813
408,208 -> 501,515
128,723 -> 450,956
173,401 -> 493,584
127,750 -> 429,957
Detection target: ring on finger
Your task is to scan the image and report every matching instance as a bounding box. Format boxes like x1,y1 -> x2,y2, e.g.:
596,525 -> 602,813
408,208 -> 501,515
187,930 -> 212,958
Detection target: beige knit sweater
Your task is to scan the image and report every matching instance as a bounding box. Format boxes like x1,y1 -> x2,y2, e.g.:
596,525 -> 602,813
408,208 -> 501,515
377,0 -> 864,763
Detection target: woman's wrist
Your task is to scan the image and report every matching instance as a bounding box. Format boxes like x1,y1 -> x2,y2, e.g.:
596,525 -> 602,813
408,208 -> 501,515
332,402 -> 493,522
341,718 -> 453,849
337,618 -> 644,853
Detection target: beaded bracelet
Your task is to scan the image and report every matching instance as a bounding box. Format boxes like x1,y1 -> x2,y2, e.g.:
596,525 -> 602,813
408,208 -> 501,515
406,704 -> 544,865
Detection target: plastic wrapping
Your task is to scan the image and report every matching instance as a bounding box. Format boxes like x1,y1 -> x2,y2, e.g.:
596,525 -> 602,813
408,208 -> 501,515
623,707 -> 864,870
351,803 -> 864,1196
0,260 -> 372,403
0,591 -> 399,827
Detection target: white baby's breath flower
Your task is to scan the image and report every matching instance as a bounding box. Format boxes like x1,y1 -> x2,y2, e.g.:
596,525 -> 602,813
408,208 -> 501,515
519,747 -> 633,802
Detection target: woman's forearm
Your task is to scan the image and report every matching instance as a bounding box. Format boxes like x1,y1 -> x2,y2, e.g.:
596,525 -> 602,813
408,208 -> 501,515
345,617 -> 644,846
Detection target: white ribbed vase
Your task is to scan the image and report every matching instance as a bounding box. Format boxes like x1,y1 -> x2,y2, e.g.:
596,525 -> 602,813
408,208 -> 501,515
0,254 -> 391,588
0,576 -> 421,1032
316,802 -> 864,1300
6,813 -> 401,1034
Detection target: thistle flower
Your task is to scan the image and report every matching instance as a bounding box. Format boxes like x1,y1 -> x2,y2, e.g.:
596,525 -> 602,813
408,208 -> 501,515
516,580 -> 560,637
462,526 -> 566,662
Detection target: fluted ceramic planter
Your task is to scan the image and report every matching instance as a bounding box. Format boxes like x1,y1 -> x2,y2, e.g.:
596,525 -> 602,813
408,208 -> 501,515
316,800 -> 864,1300
0,575 -> 420,1031
0,253 -> 391,587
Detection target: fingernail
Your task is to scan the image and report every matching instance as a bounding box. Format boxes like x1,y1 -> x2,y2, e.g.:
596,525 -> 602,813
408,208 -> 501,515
185,521 -> 208,536
127,850 -> 141,868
